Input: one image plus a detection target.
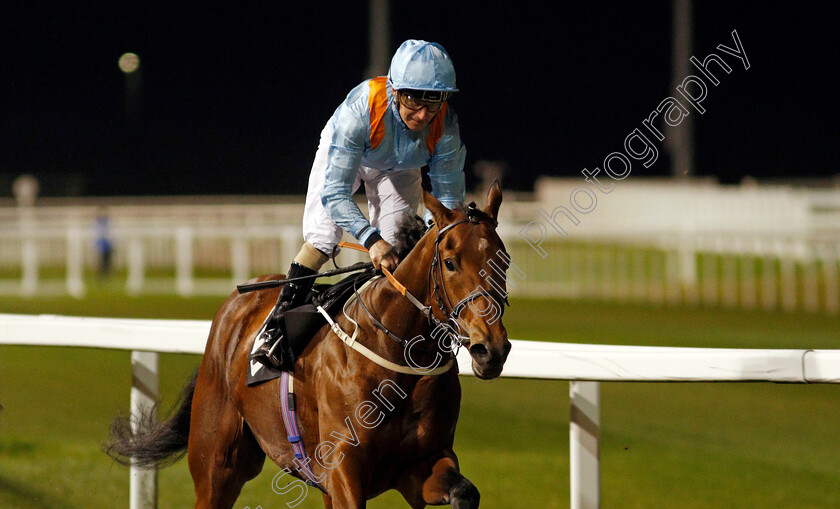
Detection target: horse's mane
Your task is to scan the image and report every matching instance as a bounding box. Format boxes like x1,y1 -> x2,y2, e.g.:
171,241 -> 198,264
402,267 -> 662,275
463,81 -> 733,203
393,204 -> 494,261
393,214 -> 428,261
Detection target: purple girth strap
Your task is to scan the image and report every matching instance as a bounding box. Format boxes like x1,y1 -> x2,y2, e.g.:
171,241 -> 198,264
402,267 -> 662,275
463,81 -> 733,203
280,371 -> 321,487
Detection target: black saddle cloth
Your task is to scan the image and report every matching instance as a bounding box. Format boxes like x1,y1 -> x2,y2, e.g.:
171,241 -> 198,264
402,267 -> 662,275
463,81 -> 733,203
246,270 -> 377,386
284,269 -> 377,358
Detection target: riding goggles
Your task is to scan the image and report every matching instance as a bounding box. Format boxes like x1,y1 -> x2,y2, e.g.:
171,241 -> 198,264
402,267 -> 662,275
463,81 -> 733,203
397,90 -> 450,113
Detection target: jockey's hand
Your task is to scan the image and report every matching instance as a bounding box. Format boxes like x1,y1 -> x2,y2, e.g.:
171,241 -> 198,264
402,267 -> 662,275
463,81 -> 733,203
369,239 -> 399,273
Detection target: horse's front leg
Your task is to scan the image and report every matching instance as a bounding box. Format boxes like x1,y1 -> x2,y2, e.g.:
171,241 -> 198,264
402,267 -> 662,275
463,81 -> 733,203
396,452 -> 480,509
321,453 -> 368,509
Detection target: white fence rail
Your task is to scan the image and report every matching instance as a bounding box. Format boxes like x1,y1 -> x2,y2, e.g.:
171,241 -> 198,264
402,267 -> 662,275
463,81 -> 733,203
2,222 -> 839,315
3,183 -> 840,314
1,313 -> 838,508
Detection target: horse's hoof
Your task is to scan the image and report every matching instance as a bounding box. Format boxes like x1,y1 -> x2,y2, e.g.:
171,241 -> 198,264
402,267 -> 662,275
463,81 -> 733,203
449,477 -> 480,508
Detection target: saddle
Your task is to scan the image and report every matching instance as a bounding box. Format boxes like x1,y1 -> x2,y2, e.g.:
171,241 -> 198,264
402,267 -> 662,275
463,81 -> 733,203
246,270 -> 377,386
287,270 -> 377,355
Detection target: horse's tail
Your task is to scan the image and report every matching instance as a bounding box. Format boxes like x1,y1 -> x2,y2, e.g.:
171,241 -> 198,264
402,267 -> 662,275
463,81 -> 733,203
105,369 -> 198,469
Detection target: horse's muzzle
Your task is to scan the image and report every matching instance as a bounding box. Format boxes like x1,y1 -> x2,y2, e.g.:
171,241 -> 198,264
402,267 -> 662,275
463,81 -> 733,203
468,338 -> 511,380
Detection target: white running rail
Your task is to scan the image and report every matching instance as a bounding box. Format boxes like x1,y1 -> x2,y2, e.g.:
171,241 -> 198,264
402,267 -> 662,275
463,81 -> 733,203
1,313 -> 838,509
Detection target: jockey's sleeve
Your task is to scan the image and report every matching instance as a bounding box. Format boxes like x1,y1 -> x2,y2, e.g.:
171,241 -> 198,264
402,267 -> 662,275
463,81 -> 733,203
426,107 -> 466,221
320,92 -> 379,247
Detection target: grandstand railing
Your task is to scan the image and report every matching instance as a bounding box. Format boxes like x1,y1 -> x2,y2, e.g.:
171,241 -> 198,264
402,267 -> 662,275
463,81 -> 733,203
2,313 -> 838,509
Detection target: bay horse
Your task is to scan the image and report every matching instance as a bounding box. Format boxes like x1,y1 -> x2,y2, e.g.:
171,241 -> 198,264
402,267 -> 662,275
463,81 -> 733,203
107,183 -> 511,508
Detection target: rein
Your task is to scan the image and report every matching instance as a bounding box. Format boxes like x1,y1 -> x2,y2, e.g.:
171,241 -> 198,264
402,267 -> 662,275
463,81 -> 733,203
338,242 -> 438,330
314,276 -> 454,376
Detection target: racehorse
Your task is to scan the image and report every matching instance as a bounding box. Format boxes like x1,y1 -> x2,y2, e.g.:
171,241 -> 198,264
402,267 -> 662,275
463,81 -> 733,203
107,183 -> 511,508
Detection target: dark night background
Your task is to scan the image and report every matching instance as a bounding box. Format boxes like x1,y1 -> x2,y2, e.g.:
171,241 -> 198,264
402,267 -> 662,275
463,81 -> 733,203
0,1 -> 837,197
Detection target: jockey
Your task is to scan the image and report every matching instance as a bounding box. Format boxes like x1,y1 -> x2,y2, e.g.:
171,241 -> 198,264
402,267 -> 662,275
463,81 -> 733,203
252,39 -> 466,369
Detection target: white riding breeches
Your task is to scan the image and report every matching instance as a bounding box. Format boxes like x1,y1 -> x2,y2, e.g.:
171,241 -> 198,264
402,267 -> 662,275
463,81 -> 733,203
301,123 -> 423,255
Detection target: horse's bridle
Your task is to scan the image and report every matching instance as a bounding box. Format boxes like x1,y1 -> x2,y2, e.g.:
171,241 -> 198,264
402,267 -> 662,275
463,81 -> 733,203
429,204 -> 509,331
351,203 -> 509,350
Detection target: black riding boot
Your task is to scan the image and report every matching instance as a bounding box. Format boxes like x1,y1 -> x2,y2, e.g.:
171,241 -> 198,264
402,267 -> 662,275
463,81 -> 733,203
250,262 -> 317,369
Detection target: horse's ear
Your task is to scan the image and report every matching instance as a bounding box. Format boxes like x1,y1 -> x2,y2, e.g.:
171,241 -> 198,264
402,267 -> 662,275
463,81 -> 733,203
483,180 -> 503,221
423,190 -> 454,227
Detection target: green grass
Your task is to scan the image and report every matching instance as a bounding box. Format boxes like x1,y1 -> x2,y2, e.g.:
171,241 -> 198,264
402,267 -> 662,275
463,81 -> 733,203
1,291 -> 838,508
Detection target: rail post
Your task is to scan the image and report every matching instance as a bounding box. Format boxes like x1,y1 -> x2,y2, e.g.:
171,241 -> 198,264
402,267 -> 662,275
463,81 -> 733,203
231,233 -> 250,287
127,235 -> 145,295
175,227 -> 194,296
66,225 -> 85,298
130,350 -> 159,509
570,381 -> 600,509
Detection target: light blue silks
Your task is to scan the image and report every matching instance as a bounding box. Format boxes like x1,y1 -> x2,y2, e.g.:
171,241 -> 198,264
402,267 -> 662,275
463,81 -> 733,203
317,41 -> 466,247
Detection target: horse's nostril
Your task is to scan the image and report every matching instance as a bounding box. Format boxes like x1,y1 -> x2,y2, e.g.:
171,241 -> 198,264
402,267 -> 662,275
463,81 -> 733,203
469,343 -> 490,362
503,341 -> 512,356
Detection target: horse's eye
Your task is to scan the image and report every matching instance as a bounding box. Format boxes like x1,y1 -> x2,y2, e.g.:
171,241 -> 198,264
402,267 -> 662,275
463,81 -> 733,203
444,259 -> 456,271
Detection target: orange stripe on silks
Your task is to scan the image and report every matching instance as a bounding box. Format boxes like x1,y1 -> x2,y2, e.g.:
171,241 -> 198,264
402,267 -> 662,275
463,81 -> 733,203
425,103 -> 448,154
368,77 -> 389,150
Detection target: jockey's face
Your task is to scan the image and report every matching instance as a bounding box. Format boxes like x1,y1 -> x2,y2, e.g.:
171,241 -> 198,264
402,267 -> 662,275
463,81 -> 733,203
397,91 -> 442,131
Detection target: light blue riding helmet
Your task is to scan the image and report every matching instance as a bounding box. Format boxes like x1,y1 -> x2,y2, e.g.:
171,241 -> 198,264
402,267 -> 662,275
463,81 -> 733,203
387,39 -> 458,102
